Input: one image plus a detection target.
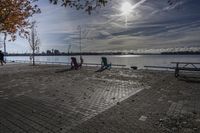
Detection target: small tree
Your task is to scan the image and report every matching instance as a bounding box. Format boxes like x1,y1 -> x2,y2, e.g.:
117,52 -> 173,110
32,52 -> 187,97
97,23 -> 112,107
28,21 -> 40,66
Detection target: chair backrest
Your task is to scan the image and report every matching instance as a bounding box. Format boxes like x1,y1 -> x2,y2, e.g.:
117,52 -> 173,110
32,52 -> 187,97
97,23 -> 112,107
80,56 -> 84,64
101,57 -> 108,66
71,57 -> 78,66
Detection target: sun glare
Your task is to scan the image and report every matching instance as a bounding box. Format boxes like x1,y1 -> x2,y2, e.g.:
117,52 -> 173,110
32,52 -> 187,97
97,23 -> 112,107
121,2 -> 133,15
120,2 -> 133,27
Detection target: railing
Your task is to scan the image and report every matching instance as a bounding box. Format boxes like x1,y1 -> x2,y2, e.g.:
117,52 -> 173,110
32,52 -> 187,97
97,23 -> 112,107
144,65 -> 175,69
171,62 -> 200,77
6,60 -> 127,68
144,65 -> 176,71
7,60 -> 70,65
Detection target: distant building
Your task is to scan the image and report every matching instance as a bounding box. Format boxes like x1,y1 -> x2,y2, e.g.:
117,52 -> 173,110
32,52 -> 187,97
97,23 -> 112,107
46,50 -> 51,55
41,52 -> 46,55
54,50 -> 60,55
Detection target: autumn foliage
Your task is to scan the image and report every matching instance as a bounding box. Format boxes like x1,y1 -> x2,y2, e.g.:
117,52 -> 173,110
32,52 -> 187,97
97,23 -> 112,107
0,0 -> 40,40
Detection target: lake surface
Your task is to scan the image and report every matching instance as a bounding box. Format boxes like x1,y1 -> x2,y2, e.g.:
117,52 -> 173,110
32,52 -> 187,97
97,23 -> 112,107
6,55 -> 200,69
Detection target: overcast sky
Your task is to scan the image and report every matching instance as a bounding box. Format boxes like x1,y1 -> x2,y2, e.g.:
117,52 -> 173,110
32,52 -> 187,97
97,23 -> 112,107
1,0 -> 200,53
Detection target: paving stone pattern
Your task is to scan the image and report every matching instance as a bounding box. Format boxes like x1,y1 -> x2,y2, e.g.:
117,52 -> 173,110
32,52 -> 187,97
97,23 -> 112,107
0,65 -> 148,133
1,65 -> 200,133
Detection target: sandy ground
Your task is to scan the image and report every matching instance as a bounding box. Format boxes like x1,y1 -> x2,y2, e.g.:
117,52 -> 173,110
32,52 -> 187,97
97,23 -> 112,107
0,63 -> 200,133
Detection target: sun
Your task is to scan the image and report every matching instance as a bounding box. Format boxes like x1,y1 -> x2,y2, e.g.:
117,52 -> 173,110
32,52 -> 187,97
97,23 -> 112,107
121,2 -> 133,15
120,2 -> 133,27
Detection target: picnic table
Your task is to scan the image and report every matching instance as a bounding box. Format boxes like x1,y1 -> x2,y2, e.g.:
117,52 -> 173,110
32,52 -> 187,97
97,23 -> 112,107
171,62 -> 200,77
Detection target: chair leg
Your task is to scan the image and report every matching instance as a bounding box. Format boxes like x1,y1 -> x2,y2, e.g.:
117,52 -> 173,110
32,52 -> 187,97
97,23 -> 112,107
175,68 -> 179,77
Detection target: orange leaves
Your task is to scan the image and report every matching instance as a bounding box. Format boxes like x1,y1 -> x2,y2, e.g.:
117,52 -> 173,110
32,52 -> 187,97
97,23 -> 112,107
0,0 -> 40,41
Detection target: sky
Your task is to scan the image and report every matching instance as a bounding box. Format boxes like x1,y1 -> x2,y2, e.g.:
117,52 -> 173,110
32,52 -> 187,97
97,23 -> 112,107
0,0 -> 200,53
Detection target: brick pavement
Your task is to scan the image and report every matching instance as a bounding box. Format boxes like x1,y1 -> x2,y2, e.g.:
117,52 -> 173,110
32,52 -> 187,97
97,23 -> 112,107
68,72 -> 200,133
0,65 -> 149,133
1,65 -> 200,133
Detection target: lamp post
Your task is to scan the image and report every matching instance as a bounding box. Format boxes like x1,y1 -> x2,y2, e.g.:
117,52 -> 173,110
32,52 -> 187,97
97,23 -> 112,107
67,44 -> 71,64
77,25 -> 82,56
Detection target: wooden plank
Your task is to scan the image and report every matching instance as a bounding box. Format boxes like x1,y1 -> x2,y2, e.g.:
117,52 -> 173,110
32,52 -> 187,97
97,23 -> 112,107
171,62 -> 200,64
177,67 -> 200,71
144,66 -> 175,69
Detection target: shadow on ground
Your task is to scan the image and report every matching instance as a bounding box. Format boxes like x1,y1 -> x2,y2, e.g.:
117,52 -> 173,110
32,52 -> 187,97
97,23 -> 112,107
0,96 -> 79,132
178,75 -> 200,83
55,68 -> 73,73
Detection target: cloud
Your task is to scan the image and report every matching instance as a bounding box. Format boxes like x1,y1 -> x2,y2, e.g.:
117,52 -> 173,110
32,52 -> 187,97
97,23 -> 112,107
4,0 -> 200,53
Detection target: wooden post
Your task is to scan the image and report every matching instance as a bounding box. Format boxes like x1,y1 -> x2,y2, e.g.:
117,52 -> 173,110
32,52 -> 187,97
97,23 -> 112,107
175,63 -> 179,77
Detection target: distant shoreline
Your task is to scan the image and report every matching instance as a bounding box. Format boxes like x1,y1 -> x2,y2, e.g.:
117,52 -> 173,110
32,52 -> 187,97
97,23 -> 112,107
5,52 -> 200,56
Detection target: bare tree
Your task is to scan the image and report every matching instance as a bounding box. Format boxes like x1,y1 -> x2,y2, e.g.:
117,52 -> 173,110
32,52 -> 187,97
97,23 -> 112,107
3,32 -> 7,55
28,21 -> 40,66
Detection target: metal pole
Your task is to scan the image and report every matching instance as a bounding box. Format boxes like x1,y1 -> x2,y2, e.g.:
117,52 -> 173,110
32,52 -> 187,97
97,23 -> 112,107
68,44 -> 71,65
79,25 -> 82,56
68,44 -> 71,55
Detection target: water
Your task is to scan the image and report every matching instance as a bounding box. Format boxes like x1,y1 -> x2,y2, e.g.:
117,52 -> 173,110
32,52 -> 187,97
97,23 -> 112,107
6,55 -> 200,69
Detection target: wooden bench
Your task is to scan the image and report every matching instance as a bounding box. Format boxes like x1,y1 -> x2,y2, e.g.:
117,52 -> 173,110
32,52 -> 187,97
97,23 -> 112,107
171,62 -> 200,77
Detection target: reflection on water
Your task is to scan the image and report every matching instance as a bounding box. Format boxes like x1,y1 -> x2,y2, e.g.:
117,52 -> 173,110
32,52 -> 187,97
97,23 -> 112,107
6,55 -> 200,69
112,55 -> 142,58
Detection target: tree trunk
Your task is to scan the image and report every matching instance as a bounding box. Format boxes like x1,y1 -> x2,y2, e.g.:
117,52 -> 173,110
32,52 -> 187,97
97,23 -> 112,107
3,32 -> 7,54
32,50 -> 35,66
